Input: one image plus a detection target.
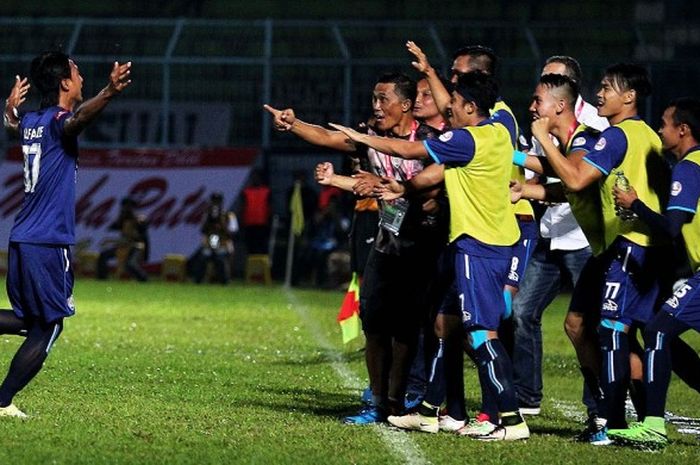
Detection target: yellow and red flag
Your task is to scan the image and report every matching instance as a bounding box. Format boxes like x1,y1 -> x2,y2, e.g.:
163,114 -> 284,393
337,272 -> 361,343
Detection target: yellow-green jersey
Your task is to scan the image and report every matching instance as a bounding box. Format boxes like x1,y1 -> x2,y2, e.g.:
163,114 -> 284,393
492,100 -> 535,218
423,120 -> 519,246
564,124 -> 606,256
667,147 -> 700,271
582,116 -> 667,248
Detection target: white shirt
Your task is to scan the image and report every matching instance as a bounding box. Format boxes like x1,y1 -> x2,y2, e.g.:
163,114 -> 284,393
533,96 -> 609,251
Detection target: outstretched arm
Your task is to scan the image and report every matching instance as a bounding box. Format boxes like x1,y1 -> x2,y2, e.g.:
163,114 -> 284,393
4,75 -> 30,136
314,162 -> 358,192
406,41 -> 451,121
329,123 -> 428,159
263,104 -> 356,152
64,61 -> 132,137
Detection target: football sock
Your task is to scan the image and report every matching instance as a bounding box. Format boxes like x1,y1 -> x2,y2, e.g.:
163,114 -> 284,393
444,336 -> 466,420
0,319 -> 63,407
423,338 -> 446,407
599,324 -> 629,428
644,312 -> 688,418
474,339 -> 518,414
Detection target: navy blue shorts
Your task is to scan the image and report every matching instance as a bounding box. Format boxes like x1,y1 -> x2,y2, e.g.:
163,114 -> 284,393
452,247 -> 509,331
505,218 -> 538,289
660,273 -> 700,331
6,242 -> 75,324
599,238 -> 661,326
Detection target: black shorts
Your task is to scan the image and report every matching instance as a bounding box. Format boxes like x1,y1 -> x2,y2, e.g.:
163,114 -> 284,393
350,210 -> 379,275
360,244 -> 439,341
568,254 -> 606,325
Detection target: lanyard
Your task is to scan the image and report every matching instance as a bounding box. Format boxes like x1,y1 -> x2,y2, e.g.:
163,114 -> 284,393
574,98 -> 585,120
565,121 -> 581,152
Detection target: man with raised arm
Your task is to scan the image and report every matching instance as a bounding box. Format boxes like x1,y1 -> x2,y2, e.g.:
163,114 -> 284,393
332,71 -> 529,441
0,51 -> 131,417
264,73 -> 445,425
514,63 -> 671,440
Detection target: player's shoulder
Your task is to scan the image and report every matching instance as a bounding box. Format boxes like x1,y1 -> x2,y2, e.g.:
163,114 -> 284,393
591,125 -> 626,152
416,122 -> 441,140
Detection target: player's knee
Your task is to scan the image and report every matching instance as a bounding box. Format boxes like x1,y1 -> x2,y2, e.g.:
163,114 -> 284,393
564,312 -> 583,341
598,319 -> 628,350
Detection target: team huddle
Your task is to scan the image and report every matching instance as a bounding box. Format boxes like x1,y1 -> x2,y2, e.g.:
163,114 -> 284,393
266,41 -> 700,449
0,43 -> 697,452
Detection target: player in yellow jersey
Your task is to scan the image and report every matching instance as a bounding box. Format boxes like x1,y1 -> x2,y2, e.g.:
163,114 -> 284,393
517,63 -> 671,441
608,98 -> 700,449
330,71 -> 529,441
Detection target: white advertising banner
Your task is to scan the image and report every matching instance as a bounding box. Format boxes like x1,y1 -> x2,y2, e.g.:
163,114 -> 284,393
0,147 -> 258,264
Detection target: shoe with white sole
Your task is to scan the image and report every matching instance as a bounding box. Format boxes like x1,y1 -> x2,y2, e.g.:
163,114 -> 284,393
0,404 -> 27,419
474,421 -> 530,441
456,413 -> 497,437
387,411 -> 439,433
438,414 -> 466,432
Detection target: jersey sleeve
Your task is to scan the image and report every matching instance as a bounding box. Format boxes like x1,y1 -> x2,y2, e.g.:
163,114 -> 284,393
490,109 -> 518,148
667,160 -> 700,214
423,129 -> 475,165
581,126 -> 627,175
49,109 -> 72,138
568,130 -> 599,156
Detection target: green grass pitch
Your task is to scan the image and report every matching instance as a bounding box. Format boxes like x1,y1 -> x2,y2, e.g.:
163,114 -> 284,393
0,280 -> 697,464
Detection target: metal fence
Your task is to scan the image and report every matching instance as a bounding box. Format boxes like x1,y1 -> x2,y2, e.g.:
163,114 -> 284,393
1,17 -> 699,152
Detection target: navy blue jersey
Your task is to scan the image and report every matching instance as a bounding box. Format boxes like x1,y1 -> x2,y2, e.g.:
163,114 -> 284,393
581,126 -> 628,175
10,106 -> 78,245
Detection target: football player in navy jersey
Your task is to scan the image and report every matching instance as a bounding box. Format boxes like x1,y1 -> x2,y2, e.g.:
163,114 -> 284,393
0,51 -> 131,417
608,98 -> 700,449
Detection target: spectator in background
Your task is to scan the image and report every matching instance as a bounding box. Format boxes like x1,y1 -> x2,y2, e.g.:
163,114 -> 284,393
240,169 -> 271,255
309,196 -> 351,288
189,192 -> 238,284
97,197 -> 149,282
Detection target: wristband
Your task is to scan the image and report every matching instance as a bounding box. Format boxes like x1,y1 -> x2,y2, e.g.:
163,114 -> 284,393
513,150 -> 528,167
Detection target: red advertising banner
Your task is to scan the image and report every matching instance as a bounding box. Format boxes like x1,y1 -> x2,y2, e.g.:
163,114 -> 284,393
0,147 -> 258,265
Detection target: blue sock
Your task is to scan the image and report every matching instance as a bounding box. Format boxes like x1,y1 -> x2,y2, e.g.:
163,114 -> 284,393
423,338 -> 446,407
474,339 -> 518,415
598,322 -> 629,428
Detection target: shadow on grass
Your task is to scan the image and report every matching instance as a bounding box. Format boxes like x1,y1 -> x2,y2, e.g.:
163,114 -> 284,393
244,383 -> 365,419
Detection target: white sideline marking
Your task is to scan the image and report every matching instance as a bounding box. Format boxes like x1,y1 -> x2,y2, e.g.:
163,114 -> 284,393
285,289 -> 431,465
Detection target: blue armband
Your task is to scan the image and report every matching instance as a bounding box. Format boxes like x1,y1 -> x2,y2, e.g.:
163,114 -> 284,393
513,150 -> 527,167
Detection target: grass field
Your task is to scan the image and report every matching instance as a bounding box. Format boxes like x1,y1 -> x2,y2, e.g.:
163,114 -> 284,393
0,279 -> 698,464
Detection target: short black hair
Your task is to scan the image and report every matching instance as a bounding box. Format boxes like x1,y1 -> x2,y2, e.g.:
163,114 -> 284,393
604,63 -> 652,100
539,73 -> 580,109
669,97 -> 700,141
30,51 -> 71,109
452,45 -> 498,75
376,72 -> 417,106
544,55 -> 583,84
453,71 -> 498,117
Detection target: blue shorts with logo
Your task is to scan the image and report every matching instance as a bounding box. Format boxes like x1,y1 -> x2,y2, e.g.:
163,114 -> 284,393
439,237 -> 510,331
599,238 -> 661,326
505,217 -> 538,289
660,272 -> 700,331
6,242 -> 75,324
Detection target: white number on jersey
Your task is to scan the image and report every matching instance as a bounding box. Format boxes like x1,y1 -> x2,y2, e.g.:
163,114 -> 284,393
22,142 -> 42,193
